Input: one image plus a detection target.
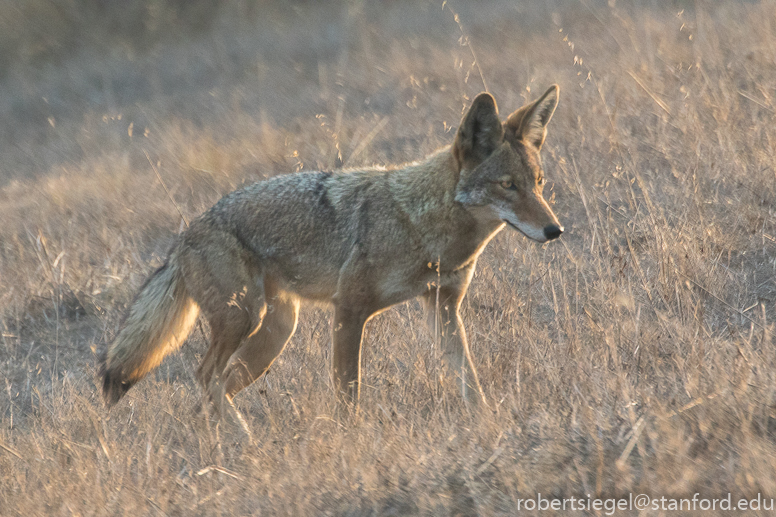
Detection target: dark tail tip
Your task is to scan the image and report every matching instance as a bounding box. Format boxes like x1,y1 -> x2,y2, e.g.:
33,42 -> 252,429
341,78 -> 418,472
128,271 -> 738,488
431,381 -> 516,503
101,370 -> 134,407
98,350 -> 134,407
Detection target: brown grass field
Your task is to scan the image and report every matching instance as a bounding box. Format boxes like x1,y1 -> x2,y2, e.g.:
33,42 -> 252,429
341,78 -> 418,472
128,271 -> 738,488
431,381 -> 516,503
1,1 -> 776,515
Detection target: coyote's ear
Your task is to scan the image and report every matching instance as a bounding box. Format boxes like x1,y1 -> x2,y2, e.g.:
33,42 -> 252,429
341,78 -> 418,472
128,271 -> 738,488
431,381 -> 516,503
453,93 -> 504,168
506,85 -> 559,149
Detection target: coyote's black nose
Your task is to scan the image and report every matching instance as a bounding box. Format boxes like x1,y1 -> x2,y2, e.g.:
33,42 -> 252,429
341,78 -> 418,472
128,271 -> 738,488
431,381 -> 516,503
544,224 -> 563,240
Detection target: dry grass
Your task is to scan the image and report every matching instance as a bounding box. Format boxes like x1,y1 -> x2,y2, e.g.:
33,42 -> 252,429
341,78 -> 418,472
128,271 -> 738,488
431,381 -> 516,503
1,1 -> 776,515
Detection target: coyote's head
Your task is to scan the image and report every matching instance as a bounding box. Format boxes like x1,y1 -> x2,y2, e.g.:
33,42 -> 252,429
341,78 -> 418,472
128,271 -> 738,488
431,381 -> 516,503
453,86 -> 563,243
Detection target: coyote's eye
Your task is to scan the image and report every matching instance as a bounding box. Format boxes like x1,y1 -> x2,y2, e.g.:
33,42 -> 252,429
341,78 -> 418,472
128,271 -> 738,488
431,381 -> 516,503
538,177 -> 546,186
500,180 -> 517,191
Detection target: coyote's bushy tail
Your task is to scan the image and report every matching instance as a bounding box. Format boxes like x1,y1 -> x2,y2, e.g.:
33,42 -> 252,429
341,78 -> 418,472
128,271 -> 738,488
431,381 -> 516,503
99,253 -> 200,406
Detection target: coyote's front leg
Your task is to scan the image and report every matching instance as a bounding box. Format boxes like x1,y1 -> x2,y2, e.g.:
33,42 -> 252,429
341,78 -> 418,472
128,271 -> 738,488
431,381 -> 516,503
423,266 -> 486,405
331,305 -> 369,405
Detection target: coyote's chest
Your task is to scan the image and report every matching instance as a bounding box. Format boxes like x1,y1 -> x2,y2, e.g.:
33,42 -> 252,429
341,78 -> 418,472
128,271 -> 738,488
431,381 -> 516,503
424,219 -> 505,273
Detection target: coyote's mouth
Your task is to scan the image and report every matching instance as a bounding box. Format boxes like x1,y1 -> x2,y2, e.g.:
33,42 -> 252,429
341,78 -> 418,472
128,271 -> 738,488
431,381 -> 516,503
503,219 -> 525,235
503,220 -> 546,243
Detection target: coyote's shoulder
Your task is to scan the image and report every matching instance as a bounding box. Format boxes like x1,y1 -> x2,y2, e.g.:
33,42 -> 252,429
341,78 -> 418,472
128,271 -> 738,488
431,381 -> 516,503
100,86 -> 564,415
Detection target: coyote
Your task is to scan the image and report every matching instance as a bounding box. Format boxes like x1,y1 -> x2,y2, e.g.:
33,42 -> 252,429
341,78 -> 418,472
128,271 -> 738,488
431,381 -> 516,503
100,86 -> 564,414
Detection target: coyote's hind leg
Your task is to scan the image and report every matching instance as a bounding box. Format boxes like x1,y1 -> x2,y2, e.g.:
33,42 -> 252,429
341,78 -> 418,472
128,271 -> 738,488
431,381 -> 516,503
218,281 -> 300,403
177,227 -> 266,415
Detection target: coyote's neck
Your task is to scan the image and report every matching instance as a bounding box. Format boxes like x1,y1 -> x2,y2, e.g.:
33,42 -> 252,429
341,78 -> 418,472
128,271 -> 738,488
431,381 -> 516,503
390,146 -> 459,214
390,146 -> 504,268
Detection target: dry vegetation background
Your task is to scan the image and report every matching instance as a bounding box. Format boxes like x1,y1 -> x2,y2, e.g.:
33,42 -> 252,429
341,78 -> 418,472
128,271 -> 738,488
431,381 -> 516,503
1,0 -> 775,515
